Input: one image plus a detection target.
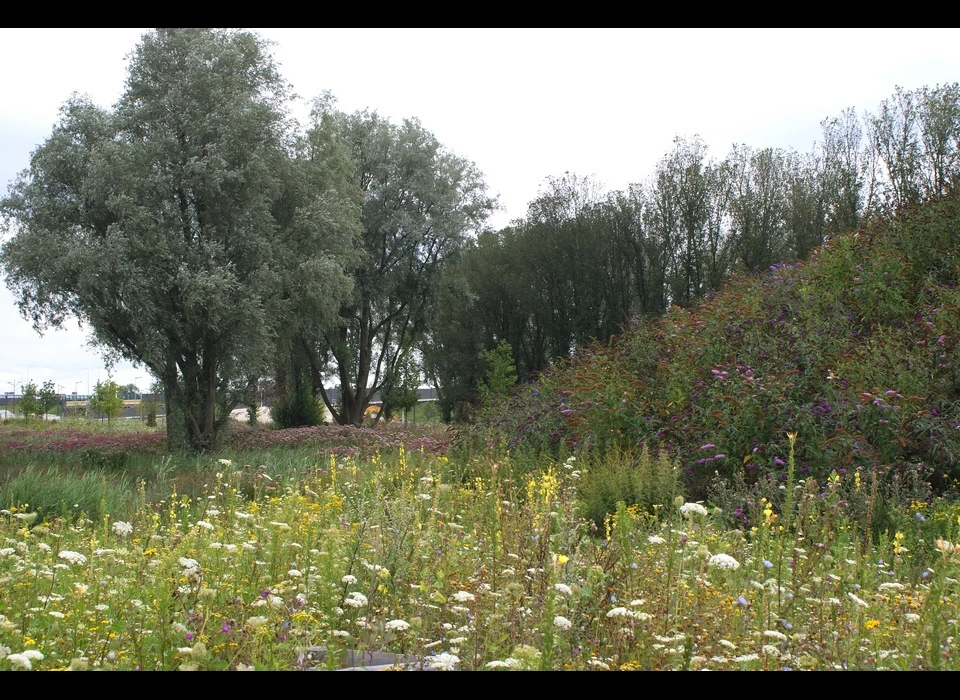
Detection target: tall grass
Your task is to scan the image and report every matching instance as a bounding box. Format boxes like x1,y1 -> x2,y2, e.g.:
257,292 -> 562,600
2,444 -> 959,671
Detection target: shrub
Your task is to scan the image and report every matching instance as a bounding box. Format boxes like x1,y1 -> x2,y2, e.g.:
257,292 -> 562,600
271,377 -> 322,429
577,445 -> 682,529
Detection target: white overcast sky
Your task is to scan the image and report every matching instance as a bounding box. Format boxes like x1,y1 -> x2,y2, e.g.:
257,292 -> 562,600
2,28 -> 959,394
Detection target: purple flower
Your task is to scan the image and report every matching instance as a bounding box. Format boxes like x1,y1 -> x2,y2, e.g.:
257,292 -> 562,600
774,457 -> 785,466
763,560 -> 773,569
714,454 -> 725,460
737,595 -> 749,607
700,443 -> 715,450
185,632 -> 194,641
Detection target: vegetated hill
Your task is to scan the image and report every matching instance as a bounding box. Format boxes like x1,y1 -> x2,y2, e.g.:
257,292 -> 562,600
457,190 -> 960,502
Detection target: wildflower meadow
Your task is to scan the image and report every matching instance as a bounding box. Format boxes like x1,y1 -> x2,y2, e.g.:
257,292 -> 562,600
1,421 -> 959,671
3,189 -> 960,671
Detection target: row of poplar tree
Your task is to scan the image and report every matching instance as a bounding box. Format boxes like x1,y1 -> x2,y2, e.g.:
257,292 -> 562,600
425,84 -> 960,419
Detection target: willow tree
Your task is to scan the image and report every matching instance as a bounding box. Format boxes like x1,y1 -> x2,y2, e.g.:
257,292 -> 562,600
302,106 -> 494,426
1,29 -> 359,451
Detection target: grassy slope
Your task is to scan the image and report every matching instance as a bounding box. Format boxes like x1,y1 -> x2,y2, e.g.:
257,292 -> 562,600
459,192 -> 960,503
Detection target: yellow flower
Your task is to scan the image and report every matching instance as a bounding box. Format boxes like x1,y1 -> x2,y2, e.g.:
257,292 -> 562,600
787,432 -> 798,446
864,619 -> 880,630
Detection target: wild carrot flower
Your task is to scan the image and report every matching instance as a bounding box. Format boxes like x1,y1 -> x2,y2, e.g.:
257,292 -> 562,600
427,653 -> 460,671
451,591 -> 475,603
6,653 -> 33,670
343,592 -> 368,608
554,615 -> 573,630
708,553 -> 740,570
385,619 -> 410,631
58,550 -> 86,566
112,521 -> 133,537
680,502 -> 708,517
848,592 -> 869,608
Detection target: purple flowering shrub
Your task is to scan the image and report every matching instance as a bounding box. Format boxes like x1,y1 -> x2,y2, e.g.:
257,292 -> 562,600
0,425 -> 167,455
457,192 -> 960,505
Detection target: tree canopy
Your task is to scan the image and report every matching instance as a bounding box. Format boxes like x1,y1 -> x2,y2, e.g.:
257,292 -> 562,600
294,105 -> 495,426
1,29 -> 360,451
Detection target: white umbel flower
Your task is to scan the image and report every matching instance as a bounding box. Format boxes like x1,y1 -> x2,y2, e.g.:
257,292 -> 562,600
680,502 -> 708,517
58,550 -> 87,566
427,652 -> 460,671
112,521 -> 133,536
707,553 -> 740,570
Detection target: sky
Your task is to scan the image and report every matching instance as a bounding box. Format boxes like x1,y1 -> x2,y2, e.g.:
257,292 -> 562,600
2,28 -> 959,395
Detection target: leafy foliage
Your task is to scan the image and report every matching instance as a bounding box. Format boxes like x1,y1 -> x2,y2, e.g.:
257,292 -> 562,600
378,355 -> 421,424
18,382 -> 38,421
270,371 -> 323,429
37,381 -> 59,418
89,378 -> 124,424
294,104 -> 494,427
458,189 -> 960,509
477,340 -> 518,400
0,29 -> 358,452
